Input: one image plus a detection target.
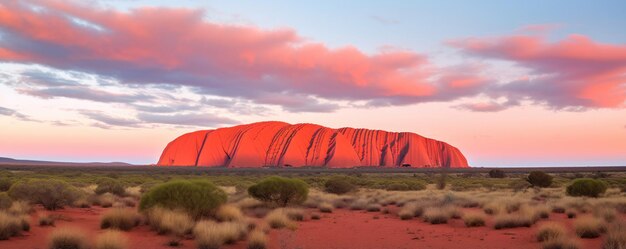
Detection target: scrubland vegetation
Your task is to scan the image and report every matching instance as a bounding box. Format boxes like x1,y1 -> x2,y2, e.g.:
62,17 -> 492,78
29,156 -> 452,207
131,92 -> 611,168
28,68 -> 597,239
0,166 -> 624,248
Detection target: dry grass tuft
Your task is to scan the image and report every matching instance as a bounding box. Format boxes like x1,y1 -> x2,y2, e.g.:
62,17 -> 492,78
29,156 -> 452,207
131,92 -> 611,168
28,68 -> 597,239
318,203 -> 333,213
216,204 -> 244,222
73,199 -> 91,208
39,214 -> 56,227
574,216 -> 606,238
603,222 -> 626,249
247,229 -> 268,249
483,202 -> 505,215
463,212 -> 486,227
536,222 -> 567,242
48,227 -> 89,249
99,194 -> 116,208
0,211 -> 29,240
541,237 -> 580,249
284,208 -> 305,221
398,202 -> 424,220
349,199 -> 368,210
265,209 -> 295,229
8,201 -> 32,215
95,230 -> 128,249
100,208 -> 141,231
423,207 -> 450,224
366,204 -> 382,212
310,213 -> 321,220
493,209 -> 536,229
594,207 -> 617,223
194,220 -> 248,249
147,207 -> 194,236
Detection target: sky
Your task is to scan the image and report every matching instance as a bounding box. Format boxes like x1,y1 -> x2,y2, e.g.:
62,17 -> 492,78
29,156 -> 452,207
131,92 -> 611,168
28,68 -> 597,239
1,0 -> 625,166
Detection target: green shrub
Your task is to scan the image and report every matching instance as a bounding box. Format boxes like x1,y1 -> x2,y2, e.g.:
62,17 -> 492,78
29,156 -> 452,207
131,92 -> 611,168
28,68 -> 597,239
324,177 -> 355,194
384,180 -> 426,191
488,169 -> 506,178
8,179 -> 80,210
95,178 -> 126,196
0,193 -> 11,210
248,176 -> 308,207
527,171 -> 553,188
0,178 -> 12,192
566,178 -> 608,198
139,180 -> 226,219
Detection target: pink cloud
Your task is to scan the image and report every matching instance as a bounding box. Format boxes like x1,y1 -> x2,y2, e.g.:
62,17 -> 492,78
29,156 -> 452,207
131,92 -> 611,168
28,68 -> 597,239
451,33 -> 626,109
0,0 -> 482,109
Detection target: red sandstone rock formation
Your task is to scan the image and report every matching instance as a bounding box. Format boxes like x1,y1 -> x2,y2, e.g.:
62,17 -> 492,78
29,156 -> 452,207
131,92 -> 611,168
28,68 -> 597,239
157,121 -> 469,168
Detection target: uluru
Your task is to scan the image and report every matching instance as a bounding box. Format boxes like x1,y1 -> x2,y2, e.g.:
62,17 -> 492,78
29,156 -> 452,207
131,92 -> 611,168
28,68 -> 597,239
157,121 -> 468,168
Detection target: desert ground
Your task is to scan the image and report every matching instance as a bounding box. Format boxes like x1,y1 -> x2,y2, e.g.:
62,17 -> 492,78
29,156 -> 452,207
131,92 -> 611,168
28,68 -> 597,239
0,166 -> 624,249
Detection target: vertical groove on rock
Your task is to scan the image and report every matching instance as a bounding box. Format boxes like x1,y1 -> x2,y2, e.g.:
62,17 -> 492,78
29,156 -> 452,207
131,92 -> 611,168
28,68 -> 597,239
157,121 -> 469,168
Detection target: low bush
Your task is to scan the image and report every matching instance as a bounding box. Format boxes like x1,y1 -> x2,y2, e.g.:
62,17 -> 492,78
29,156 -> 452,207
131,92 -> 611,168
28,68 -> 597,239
95,230 -> 128,249
527,171 -> 553,188
574,217 -> 606,238
324,177 -> 355,194
0,193 -> 11,210
247,229 -> 267,249
463,212 -> 486,227
139,180 -> 227,219
488,169 -> 506,178
248,176 -> 308,207
100,208 -> 142,231
537,222 -> 567,242
47,227 -> 89,249
9,179 -> 80,210
95,178 -> 126,196
566,179 -> 608,197
0,178 -> 12,192
216,204 -> 244,222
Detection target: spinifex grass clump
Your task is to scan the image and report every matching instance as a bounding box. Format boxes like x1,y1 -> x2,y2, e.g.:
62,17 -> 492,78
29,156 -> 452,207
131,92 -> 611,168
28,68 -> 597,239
100,208 -> 142,231
95,230 -> 128,249
574,217 -> 606,238
536,222 -> 567,242
0,211 -> 29,240
463,212 -> 486,227
47,227 -> 89,249
423,207 -> 451,224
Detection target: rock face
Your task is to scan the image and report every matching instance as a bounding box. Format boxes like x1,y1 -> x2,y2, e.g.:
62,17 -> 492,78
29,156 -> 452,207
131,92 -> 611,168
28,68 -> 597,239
157,121 -> 469,168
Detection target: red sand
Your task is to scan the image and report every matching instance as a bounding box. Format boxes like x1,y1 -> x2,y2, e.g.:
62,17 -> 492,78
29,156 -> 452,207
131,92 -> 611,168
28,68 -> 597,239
0,206 -> 614,249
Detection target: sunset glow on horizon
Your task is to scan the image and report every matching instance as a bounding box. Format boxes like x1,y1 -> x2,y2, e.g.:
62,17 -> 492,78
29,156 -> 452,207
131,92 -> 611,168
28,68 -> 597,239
1,0 -> 625,166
